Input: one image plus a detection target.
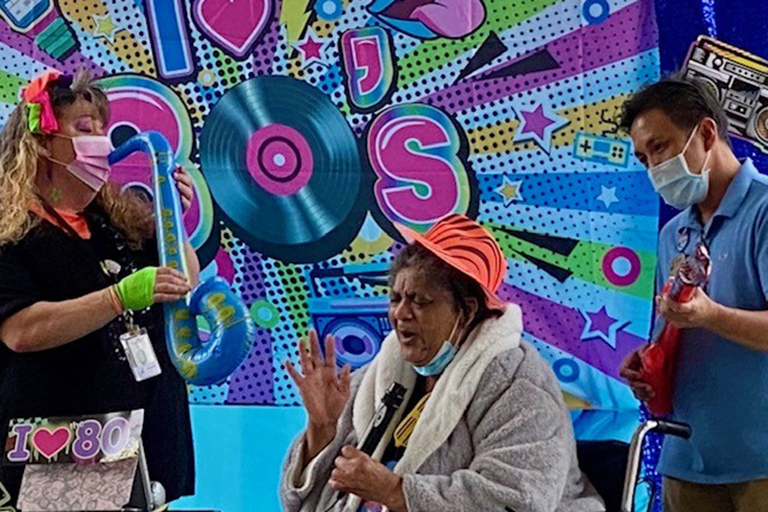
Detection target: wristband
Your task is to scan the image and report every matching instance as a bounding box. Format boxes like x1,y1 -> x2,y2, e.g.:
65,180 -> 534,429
114,267 -> 158,312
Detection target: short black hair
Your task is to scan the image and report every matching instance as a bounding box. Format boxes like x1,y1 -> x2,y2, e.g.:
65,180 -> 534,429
389,243 -> 500,324
618,74 -> 731,146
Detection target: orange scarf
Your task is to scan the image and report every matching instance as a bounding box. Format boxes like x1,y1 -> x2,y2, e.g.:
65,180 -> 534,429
29,202 -> 91,239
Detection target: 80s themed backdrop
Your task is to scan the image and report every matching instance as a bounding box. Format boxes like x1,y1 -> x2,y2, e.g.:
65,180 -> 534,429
1,0 -> 670,509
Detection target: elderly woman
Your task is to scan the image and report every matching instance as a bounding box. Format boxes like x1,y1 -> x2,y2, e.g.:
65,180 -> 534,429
280,215 -> 604,512
0,70 -> 197,506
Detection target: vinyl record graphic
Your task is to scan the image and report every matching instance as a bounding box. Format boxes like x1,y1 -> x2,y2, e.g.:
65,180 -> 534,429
200,76 -> 366,263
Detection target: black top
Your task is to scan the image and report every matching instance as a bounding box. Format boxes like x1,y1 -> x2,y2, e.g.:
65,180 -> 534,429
0,207 -> 194,506
357,379 -> 430,511
380,378 -> 429,467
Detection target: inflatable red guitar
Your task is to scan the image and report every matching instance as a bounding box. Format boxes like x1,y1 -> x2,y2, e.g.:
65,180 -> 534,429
640,243 -> 711,417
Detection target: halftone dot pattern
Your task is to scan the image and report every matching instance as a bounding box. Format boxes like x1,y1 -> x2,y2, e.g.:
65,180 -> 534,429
0,0 -> 661,456
312,15 -> 340,39
219,228 -> 277,404
269,26 -> 291,78
259,271 -> 301,405
214,47 -> 254,89
312,247 -> 391,300
459,98 -> 628,177
59,0 -> 107,32
224,225 -> 267,301
187,39 -> 250,108
0,3 -> 666,503
108,0 -> 156,75
0,71 -> 26,103
251,15 -> 281,76
178,81 -> 208,127
461,49 -> 660,153
58,0 -> 128,74
57,0 -> 158,76
266,259 -> 313,405
0,20 -> 103,77
395,0 -> 559,89
480,203 -> 658,252
477,169 -> 655,216
0,47 -> 48,93
227,328 -> 276,404
420,1 -> 657,115
308,0 -> 380,133
189,382 -> 228,404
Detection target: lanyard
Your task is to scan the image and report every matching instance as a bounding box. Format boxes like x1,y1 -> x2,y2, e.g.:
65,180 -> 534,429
393,391 -> 432,448
38,198 -> 146,358
37,198 -> 83,239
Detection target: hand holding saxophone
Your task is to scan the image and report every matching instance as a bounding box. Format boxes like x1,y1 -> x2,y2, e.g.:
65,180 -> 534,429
173,166 -> 194,214
107,132 -> 255,385
110,267 -> 191,313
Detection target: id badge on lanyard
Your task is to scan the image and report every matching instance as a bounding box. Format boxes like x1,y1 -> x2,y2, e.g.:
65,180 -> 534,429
119,324 -> 162,382
42,200 -> 164,383
98,250 -> 162,383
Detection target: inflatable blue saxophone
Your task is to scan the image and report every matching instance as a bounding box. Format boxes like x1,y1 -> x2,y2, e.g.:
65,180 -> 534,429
109,132 -> 255,386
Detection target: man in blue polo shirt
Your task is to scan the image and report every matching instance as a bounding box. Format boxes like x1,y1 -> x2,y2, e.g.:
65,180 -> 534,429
618,77 -> 768,512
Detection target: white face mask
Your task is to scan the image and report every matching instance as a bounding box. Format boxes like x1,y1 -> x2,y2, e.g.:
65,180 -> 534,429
647,125 -> 712,210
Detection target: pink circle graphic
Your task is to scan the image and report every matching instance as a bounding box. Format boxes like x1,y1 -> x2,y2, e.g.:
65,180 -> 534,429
602,247 -> 641,287
246,123 -> 313,196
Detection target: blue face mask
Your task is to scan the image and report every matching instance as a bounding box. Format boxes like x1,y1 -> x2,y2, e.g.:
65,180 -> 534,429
647,125 -> 712,210
412,314 -> 468,377
412,341 -> 457,377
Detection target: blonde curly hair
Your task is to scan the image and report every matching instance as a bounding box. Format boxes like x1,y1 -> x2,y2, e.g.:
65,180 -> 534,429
0,70 -> 154,248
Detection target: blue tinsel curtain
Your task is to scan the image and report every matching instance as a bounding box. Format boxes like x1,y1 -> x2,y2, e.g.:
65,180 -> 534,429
646,2 -> 768,511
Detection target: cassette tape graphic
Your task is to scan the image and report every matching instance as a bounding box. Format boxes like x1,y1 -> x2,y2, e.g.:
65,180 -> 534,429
684,36 -> 768,152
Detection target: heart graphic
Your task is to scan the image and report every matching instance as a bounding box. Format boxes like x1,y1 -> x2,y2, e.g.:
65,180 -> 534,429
193,0 -> 272,58
31,426 -> 72,460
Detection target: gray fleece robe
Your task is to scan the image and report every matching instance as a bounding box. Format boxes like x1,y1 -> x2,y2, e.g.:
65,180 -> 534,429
280,305 -> 605,512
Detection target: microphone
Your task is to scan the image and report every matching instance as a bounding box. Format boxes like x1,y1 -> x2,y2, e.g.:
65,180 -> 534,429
334,382 -> 407,504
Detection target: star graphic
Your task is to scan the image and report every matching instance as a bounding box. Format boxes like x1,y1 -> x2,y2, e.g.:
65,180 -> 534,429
295,31 -> 327,65
580,306 -> 622,349
496,175 -> 523,206
597,185 -> 619,209
513,103 -> 569,153
92,14 -> 121,44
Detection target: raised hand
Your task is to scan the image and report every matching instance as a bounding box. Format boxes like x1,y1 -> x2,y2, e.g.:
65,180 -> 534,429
285,330 -> 351,461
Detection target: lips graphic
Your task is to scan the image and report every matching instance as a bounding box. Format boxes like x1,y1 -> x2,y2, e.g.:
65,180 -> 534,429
369,0 -> 486,39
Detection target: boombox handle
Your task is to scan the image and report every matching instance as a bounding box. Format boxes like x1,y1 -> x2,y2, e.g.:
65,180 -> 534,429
308,263 -> 390,297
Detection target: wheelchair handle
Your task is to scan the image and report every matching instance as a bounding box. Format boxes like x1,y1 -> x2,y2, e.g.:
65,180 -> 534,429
621,420 -> 691,512
651,420 -> 691,439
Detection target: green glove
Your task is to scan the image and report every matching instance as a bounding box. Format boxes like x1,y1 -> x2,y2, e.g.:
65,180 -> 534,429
115,267 -> 157,312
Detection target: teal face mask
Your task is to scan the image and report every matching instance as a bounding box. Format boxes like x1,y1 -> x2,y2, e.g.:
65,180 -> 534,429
412,340 -> 457,377
412,313 -> 468,377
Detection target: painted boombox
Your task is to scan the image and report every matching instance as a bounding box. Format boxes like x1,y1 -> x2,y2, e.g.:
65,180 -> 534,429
683,36 -> 768,152
307,263 -> 393,370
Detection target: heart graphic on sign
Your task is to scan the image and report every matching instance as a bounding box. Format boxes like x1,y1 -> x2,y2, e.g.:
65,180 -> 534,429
193,0 -> 272,58
31,426 -> 72,460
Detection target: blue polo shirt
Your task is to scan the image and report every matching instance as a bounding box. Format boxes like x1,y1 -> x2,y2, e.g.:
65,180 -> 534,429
655,159 -> 768,484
